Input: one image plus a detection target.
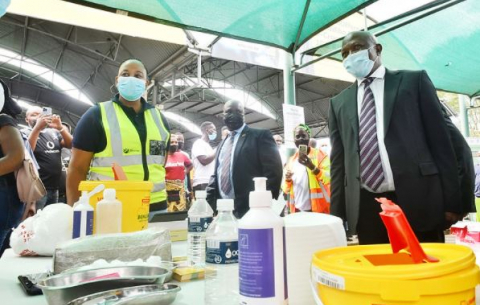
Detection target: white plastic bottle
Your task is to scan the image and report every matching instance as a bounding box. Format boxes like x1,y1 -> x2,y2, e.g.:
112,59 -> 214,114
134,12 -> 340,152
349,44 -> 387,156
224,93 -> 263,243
96,188 -> 122,234
73,191 -> 94,239
187,190 -> 214,266
205,199 -> 239,305
239,177 -> 288,305
72,184 -> 104,239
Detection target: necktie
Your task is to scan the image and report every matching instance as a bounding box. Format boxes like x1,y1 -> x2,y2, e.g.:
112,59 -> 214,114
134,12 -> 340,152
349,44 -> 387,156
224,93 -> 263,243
359,77 -> 385,191
220,131 -> 237,195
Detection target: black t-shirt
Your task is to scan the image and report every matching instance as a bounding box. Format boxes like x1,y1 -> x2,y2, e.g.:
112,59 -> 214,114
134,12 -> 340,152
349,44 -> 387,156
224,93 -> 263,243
0,114 -> 17,185
73,95 -> 170,154
23,128 -> 63,190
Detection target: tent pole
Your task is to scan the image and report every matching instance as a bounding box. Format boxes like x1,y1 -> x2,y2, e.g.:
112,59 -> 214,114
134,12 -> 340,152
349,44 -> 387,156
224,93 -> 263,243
459,94 -> 470,137
363,8 -> 368,31
283,52 -> 297,158
283,52 -> 296,106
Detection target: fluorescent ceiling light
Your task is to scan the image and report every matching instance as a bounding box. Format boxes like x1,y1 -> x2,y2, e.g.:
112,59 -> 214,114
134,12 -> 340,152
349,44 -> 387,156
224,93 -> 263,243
7,0 -> 186,46
0,47 -> 93,105
208,79 -> 275,119
162,111 -> 202,135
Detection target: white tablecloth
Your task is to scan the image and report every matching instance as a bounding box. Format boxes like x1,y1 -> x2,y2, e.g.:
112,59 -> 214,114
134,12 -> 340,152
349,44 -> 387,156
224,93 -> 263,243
0,242 -> 204,305
1,243 -> 479,305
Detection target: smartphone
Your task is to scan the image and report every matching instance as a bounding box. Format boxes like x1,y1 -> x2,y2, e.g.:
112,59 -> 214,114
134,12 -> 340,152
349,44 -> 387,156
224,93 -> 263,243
18,273 -> 47,296
299,144 -> 308,155
42,107 -> 52,116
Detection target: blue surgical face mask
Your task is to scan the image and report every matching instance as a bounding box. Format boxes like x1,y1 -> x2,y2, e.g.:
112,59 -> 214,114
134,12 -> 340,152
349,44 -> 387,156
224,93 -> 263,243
343,46 -> 378,79
208,133 -> 217,141
117,76 -> 146,102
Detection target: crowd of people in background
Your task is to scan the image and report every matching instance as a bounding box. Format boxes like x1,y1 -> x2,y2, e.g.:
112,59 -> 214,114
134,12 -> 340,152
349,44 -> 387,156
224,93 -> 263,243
0,29 -> 477,257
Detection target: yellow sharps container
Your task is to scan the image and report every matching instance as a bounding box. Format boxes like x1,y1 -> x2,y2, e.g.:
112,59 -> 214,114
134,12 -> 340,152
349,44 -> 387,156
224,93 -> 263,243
311,243 -> 479,305
79,181 -> 153,233
311,198 -> 480,305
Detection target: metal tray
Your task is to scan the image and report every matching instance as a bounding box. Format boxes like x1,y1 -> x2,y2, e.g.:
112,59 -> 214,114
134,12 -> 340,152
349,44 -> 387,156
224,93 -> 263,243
62,261 -> 178,283
37,266 -> 168,305
67,284 -> 181,305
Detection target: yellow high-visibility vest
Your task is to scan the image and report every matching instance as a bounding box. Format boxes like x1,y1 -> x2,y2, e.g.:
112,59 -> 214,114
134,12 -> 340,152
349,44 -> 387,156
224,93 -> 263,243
89,101 -> 170,204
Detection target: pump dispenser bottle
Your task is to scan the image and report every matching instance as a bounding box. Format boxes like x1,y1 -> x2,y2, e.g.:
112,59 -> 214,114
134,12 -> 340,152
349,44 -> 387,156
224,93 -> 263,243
238,177 -> 288,305
72,184 -> 104,239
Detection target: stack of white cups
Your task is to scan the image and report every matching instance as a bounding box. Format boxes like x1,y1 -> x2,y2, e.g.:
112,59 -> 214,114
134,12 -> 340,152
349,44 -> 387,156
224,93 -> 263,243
284,212 -> 346,305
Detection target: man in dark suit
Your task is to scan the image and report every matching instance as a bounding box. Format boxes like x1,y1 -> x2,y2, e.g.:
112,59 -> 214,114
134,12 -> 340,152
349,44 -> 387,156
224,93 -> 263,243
329,31 -> 473,244
206,100 -> 282,218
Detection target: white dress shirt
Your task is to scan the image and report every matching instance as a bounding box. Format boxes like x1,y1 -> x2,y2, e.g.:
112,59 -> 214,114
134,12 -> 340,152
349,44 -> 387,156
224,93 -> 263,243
217,124 -> 246,199
357,65 -> 395,193
292,159 -> 311,211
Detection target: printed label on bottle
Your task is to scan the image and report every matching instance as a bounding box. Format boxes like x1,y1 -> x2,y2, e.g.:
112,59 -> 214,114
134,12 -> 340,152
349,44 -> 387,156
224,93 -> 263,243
312,266 -> 345,290
188,216 -> 213,233
72,210 -> 93,239
239,228 -> 275,298
206,240 -> 238,264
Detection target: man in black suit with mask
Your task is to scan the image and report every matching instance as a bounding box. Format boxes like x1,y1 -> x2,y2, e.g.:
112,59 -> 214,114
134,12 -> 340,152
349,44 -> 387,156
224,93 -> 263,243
206,100 -> 282,218
329,31 -> 473,244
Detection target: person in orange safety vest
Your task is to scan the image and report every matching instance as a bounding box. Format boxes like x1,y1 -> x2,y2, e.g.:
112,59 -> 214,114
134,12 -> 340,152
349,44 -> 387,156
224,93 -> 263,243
283,124 -> 330,214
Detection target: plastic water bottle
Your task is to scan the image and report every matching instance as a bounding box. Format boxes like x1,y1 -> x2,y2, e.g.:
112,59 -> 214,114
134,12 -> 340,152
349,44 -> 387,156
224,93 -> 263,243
205,199 -> 239,305
187,190 -> 214,265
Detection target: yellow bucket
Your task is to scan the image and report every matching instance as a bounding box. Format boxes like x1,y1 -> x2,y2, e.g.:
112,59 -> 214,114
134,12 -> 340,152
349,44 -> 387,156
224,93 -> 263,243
79,181 -> 153,233
311,244 -> 480,305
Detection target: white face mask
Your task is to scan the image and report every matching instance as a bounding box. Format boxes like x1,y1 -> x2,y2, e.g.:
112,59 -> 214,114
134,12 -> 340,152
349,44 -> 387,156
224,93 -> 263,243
343,46 -> 378,79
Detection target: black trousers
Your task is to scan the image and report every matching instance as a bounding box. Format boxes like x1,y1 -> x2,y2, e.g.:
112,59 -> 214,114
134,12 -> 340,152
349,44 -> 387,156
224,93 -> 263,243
357,189 -> 445,245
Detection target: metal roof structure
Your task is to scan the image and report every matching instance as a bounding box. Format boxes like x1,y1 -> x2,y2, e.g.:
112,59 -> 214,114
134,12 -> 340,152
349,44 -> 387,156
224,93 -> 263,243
0,12 -> 351,147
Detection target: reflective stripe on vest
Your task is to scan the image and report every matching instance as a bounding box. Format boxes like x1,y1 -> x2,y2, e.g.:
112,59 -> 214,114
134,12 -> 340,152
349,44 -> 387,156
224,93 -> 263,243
92,155 -> 165,167
311,192 -> 324,199
319,183 -> 331,203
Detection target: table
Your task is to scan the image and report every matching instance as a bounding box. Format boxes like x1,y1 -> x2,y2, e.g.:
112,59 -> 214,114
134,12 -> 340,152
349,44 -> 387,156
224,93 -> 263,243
0,241 -> 205,305
2,243 -> 480,305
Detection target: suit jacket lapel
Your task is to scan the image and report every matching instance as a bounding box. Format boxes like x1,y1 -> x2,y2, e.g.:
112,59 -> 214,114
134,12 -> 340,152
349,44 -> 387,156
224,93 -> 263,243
384,69 -> 402,133
233,125 -> 249,169
344,84 -> 359,138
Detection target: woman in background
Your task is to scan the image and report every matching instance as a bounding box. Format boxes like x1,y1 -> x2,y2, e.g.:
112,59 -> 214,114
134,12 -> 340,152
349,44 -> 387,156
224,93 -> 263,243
165,134 -> 193,212
0,80 -> 25,256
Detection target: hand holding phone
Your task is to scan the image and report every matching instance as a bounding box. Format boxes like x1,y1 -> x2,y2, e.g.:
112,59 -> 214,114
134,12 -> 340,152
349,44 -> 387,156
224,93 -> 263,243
299,144 -> 308,155
42,107 -> 52,116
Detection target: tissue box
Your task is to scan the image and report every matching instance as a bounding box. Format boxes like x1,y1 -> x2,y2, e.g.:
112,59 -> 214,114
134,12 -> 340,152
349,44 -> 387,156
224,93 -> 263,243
53,228 -> 171,274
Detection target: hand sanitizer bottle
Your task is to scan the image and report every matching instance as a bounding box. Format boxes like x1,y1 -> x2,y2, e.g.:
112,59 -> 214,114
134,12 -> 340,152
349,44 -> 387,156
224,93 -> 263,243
238,177 -> 288,305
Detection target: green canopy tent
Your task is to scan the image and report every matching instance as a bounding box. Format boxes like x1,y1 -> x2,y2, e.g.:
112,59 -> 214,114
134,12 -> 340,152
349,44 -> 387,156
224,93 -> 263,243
69,0 -> 478,106
67,0 -> 377,105
301,0 -> 480,98
69,0 -> 375,51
